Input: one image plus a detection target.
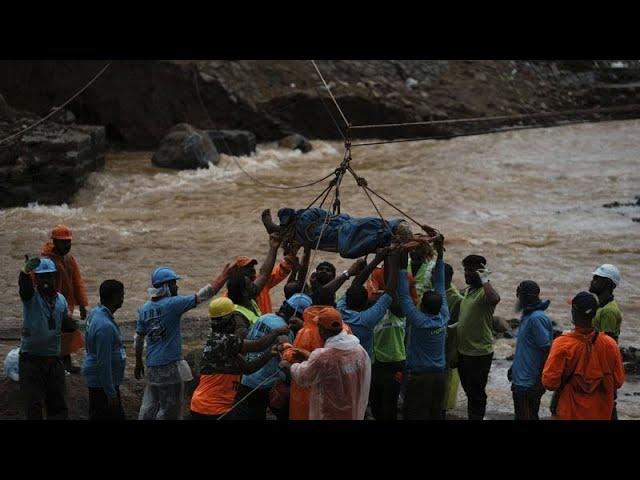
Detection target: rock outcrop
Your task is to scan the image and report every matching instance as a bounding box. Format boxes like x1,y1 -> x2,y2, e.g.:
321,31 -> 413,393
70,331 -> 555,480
206,129 -> 256,156
0,100 -> 106,208
1,60 -> 640,149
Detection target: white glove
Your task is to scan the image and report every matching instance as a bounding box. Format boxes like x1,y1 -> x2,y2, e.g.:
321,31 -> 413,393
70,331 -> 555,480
477,268 -> 492,285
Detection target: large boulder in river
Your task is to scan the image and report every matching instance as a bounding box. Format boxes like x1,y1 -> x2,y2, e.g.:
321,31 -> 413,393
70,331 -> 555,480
206,129 -> 256,156
278,133 -> 312,153
152,124 -> 219,170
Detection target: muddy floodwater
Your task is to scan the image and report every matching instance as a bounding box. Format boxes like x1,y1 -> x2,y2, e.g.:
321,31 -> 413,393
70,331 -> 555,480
1,120 -> 639,418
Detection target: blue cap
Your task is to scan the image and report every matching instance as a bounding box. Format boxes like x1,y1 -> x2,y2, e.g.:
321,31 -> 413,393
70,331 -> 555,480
572,291 -> 598,316
34,257 -> 57,274
285,293 -> 312,313
152,267 -> 180,287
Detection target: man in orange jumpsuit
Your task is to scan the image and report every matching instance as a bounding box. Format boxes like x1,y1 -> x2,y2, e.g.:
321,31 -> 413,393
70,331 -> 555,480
542,291 -> 624,420
41,224 -> 88,373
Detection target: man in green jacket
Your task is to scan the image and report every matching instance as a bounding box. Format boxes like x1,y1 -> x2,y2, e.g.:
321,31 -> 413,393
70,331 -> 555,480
589,263 -> 622,420
456,255 -> 501,420
442,263 -> 463,416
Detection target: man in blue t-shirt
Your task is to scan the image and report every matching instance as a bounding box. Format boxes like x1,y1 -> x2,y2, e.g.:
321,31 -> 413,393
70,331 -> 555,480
232,293 -> 312,420
395,235 -> 450,420
135,265 -> 230,420
18,256 -> 78,420
509,280 -> 553,420
83,279 -> 126,420
337,251 -> 396,358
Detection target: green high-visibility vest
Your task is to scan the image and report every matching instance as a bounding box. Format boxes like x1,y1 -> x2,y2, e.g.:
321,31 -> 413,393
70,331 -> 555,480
234,301 -> 262,326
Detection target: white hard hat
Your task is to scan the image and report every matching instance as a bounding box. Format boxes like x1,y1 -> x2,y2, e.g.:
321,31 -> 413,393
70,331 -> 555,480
592,264 -> 621,287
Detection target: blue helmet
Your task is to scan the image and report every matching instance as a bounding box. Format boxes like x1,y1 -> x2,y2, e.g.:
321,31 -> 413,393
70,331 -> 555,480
285,293 -> 312,313
152,267 -> 181,287
34,257 -> 57,274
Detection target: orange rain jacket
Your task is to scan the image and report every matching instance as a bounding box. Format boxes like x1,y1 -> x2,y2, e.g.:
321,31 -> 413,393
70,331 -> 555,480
41,241 -> 88,356
41,241 -> 89,315
366,265 -> 419,305
256,256 -> 295,314
542,327 -> 624,420
289,306 -> 352,420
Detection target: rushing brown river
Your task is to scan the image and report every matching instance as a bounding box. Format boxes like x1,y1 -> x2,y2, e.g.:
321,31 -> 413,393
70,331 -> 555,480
1,119 -> 639,418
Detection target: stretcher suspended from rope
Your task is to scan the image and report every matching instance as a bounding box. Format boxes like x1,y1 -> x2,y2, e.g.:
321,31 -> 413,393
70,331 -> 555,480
232,60 -> 443,260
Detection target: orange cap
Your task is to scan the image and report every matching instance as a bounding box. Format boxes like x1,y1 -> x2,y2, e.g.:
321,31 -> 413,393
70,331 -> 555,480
233,256 -> 258,268
51,224 -> 72,240
316,307 -> 344,332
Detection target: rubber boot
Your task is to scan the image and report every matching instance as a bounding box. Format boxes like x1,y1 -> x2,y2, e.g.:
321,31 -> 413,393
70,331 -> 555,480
261,209 -> 281,234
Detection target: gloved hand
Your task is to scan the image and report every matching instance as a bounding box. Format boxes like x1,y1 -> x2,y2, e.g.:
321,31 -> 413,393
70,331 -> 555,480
477,268 -> 492,285
22,255 -> 40,274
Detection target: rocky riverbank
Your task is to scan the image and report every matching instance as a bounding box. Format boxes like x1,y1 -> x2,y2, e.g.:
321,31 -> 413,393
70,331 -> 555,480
2,60 -> 640,150
0,99 -> 106,208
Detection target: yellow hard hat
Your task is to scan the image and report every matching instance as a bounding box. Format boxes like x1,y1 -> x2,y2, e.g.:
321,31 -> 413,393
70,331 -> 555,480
209,297 -> 235,319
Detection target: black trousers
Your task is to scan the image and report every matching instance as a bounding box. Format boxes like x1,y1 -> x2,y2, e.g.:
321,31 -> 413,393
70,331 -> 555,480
370,361 -> 404,420
19,353 -> 68,420
403,371 -> 446,420
230,384 -> 288,420
512,387 -> 544,420
458,352 -> 493,420
88,387 -> 125,420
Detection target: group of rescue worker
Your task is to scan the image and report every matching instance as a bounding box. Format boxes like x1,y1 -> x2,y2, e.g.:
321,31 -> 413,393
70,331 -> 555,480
15,220 -> 625,420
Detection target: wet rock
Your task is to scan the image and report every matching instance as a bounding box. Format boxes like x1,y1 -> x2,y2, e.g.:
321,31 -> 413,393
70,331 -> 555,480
0,100 -> 106,208
621,346 -> 640,375
604,197 -> 640,208
278,133 -> 312,153
507,318 -> 521,329
152,124 -> 219,170
48,108 -> 75,125
492,316 -> 509,334
405,78 -> 419,89
206,129 -> 256,156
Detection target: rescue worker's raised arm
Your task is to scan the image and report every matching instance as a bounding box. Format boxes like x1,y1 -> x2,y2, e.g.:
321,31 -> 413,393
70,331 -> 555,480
322,258 -> 368,294
196,263 -> 233,304
253,233 -> 282,294
19,256 -> 39,302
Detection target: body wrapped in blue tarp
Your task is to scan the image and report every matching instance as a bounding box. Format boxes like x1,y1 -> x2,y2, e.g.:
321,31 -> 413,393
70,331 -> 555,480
277,207 -> 404,259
